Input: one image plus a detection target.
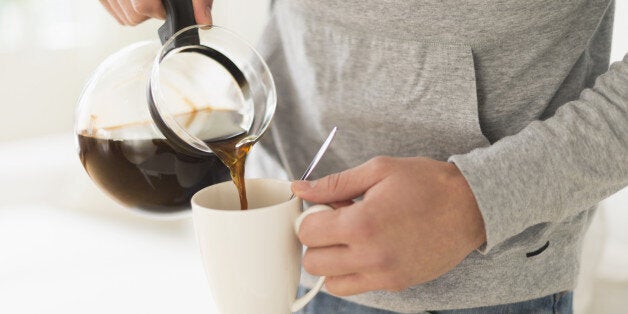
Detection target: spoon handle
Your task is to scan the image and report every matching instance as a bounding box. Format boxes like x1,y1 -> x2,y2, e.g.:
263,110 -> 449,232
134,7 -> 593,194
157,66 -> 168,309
299,127 -> 337,181
290,126 -> 337,200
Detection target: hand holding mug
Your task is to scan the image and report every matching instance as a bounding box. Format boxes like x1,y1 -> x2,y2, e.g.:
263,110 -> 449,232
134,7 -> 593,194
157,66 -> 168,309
292,156 -> 487,296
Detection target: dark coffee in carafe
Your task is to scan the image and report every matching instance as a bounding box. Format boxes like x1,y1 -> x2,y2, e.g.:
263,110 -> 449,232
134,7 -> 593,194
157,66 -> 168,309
78,133 -> 231,214
77,109 -> 233,214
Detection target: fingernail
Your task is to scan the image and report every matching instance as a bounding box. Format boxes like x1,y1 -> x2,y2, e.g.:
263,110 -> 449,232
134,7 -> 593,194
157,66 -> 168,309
293,180 -> 316,192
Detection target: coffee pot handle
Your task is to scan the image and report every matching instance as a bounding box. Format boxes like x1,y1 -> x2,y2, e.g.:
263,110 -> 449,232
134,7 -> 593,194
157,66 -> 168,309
158,0 -> 199,47
292,205 -> 333,312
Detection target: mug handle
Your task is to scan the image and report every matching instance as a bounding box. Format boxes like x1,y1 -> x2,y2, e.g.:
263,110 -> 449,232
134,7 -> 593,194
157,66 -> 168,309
290,204 -> 333,312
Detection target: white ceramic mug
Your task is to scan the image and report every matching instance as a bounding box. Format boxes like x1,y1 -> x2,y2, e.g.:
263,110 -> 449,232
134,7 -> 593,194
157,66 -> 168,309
191,178 -> 330,314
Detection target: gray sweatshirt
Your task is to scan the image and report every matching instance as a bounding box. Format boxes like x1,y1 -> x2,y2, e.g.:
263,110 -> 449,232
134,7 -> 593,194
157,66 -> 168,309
257,0 -> 628,312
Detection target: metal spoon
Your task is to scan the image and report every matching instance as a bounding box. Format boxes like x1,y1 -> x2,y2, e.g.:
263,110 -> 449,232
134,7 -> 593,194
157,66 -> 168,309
290,126 -> 337,199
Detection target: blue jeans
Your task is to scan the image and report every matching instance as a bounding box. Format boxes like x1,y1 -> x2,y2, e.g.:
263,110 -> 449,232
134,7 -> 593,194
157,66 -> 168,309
296,287 -> 573,314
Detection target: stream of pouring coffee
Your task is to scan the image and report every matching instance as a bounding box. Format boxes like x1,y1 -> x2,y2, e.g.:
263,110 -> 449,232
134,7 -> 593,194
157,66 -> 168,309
172,102 -> 252,210
206,132 -> 252,210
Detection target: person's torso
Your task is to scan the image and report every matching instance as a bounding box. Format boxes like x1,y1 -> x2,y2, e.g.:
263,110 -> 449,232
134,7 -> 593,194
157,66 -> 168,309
257,0 -> 613,311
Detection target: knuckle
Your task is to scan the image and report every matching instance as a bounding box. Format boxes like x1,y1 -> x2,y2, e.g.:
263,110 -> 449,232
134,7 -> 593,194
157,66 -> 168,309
370,250 -> 395,272
368,156 -> 393,173
336,211 -> 355,240
128,13 -> 148,25
324,172 -> 344,193
349,213 -> 377,241
131,0 -> 153,14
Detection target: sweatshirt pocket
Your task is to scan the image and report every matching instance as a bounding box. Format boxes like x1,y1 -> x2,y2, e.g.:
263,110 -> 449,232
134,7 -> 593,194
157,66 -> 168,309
272,1 -> 491,168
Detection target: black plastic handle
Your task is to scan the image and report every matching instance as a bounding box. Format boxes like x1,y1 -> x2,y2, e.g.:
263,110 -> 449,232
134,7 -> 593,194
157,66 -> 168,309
158,0 -> 199,47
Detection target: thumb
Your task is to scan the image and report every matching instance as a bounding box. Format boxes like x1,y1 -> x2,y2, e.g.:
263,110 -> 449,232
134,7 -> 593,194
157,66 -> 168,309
192,0 -> 213,25
292,158 -> 387,204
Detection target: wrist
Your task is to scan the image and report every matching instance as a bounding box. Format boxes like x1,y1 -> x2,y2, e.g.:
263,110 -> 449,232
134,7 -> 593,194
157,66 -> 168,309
446,162 -> 487,250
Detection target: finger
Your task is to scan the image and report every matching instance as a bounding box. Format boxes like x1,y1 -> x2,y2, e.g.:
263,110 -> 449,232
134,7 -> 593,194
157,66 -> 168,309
325,273 -> 379,297
292,157 -> 391,204
192,0 -> 213,24
302,245 -> 355,277
298,207 -> 351,247
100,0 -> 124,24
117,0 -> 149,26
131,0 -> 166,19
108,0 -> 130,25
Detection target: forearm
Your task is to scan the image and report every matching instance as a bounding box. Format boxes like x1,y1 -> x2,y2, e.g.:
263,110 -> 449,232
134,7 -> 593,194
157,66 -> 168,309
449,53 -> 628,253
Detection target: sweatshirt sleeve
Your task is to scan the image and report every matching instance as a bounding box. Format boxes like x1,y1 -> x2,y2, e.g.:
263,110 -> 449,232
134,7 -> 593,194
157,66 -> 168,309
448,53 -> 628,254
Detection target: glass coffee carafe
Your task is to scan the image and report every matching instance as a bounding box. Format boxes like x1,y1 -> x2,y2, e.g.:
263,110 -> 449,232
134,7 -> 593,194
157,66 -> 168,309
74,0 -> 276,219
